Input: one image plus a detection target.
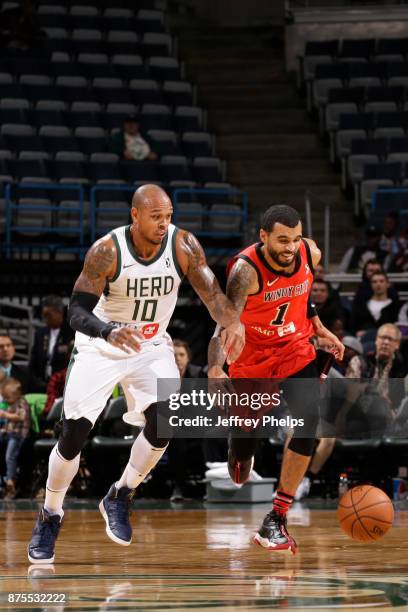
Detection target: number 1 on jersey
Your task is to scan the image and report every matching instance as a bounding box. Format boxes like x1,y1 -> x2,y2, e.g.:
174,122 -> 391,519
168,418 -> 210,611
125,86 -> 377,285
270,302 -> 289,326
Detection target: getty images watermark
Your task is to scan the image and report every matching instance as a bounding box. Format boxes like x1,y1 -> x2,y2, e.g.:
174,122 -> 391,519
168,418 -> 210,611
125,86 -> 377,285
154,378 -> 319,438
167,389 -> 304,429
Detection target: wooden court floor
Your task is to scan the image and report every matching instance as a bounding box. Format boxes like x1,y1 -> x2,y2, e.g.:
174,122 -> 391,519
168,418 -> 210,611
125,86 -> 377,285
1,503 -> 408,610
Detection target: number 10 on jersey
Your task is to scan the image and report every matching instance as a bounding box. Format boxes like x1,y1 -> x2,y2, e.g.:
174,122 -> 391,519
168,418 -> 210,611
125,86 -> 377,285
132,299 -> 158,322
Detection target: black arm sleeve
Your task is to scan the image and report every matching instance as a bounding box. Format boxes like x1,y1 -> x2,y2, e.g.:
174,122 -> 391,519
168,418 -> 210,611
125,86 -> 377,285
307,295 -> 318,319
68,291 -> 114,341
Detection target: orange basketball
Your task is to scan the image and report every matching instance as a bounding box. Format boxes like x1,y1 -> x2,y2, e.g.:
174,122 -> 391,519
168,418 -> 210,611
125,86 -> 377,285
337,485 -> 394,542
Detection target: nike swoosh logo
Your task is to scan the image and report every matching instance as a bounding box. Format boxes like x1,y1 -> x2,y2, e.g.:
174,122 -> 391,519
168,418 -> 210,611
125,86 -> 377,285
123,263 -> 137,269
266,278 -> 279,287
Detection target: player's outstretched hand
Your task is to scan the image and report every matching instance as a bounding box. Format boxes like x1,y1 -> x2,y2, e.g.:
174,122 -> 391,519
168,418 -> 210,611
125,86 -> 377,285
220,321 -> 245,364
106,326 -> 144,353
316,329 -> 345,361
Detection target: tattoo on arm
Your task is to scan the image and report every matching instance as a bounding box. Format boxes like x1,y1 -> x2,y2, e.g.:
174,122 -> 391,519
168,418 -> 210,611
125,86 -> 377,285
226,259 -> 256,313
183,231 -> 206,274
73,239 -> 116,296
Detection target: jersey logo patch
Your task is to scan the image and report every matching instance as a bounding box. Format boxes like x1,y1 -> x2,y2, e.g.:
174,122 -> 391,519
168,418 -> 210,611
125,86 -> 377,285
141,323 -> 159,338
165,257 -> 171,268
266,278 -> 279,287
305,264 -> 310,274
123,263 -> 137,269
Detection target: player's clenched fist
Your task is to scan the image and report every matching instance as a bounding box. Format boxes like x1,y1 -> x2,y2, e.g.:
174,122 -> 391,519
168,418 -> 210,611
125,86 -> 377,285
106,327 -> 144,353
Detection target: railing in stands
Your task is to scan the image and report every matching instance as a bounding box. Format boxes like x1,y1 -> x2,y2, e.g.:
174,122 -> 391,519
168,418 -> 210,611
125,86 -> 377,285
4,183 -> 249,259
304,189 -> 332,269
4,182 -> 85,259
0,300 -> 42,362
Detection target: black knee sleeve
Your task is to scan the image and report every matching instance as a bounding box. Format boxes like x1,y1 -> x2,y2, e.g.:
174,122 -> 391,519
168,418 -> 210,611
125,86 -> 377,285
57,417 -> 93,460
288,436 -> 316,457
143,402 -> 171,449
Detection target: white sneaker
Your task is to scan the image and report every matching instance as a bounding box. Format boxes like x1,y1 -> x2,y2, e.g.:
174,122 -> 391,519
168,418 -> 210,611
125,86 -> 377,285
294,477 -> 311,501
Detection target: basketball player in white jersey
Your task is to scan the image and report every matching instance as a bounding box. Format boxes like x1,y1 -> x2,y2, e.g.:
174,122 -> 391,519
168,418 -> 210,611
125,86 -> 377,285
28,184 -> 244,564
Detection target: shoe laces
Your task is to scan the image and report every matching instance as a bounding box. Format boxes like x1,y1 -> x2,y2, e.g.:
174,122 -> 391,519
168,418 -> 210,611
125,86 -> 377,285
36,512 -> 60,545
265,509 -> 287,526
112,490 -> 134,522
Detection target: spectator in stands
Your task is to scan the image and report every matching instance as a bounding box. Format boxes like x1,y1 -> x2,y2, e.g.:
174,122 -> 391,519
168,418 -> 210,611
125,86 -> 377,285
0,378 -> 31,499
29,295 -> 74,386
168,339 -> 204,501
339,225 -> 390,273
397,302 -> 408,339
351,271 -> 400,336
327,318 -> 345,341
352,259 -> 399,312
174,338 -> 202,378
335,336 -> 366,378
311,279 -> 347,328
43,341 -> 74,415
380,211 -> 403,257
389,224 -> 408,273
0,334 -> 42,394
349,324 -> 406,437
109,115 -> 158,161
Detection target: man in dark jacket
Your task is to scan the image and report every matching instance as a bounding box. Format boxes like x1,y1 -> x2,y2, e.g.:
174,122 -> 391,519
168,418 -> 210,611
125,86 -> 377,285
29,295 -> 74,386
352,272 -> 400,335
0,334 -> 42,393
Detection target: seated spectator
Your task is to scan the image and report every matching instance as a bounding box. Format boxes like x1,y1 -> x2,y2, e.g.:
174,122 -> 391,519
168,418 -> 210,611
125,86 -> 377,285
311,280 -> 347,328
168,339 -> 204,501
327,318 -> 345,341
0,378 -> 31,499
109,115 -> 158,161
0,334 -> 42,393
397,302 -> 408,338
29,295 -> 74,387
174,338 -> 202,379
380,211 -> 403,257
352,272 -> 400,335
43,341 -> 74,414
388,224 -> 408,273
339,225 -> 390,273
353,259 -> 399,310
336,324 -> 405,438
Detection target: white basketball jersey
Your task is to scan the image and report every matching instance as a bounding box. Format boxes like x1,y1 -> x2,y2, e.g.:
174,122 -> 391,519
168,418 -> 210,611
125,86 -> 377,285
93,224 -> 183,342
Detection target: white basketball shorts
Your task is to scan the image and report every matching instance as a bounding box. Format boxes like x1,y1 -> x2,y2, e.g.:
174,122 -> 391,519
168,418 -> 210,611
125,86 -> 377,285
63,331 -> 180,426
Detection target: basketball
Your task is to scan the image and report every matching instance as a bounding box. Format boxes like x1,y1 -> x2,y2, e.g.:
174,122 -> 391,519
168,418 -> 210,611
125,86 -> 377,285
337,485 -> 394,542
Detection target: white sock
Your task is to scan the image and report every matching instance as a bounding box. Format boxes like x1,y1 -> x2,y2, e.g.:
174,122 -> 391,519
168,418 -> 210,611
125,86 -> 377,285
44,445 -> 80,516
116,431 -> 168,490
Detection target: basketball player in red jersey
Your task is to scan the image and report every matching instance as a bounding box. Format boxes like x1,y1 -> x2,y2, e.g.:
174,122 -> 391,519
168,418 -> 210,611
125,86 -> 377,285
208,204 -> 344,553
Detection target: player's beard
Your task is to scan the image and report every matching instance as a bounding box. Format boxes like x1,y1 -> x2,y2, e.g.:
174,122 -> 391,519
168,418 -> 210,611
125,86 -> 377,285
266,245 -> 296,268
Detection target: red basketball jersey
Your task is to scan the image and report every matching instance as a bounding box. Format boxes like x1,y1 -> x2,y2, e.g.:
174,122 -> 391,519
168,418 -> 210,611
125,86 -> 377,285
227,239 -> 316,378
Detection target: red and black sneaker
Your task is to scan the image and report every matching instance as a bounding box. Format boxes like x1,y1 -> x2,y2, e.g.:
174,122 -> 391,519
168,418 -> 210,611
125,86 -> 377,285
227,448 -> 254,484
253,510 -> 297,554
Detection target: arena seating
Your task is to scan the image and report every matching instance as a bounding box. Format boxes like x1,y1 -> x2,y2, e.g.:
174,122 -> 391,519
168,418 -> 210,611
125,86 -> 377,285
0,0 -> 247,254
297,37 -> 408,217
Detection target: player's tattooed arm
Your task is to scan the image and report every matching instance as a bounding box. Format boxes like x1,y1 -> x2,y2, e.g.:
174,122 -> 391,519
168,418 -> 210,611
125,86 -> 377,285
304,237 -> 321,269
73,235 -> 116,296
69,236 -> 143,352
207,258 -> 257,376
177,231 -> 245,363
